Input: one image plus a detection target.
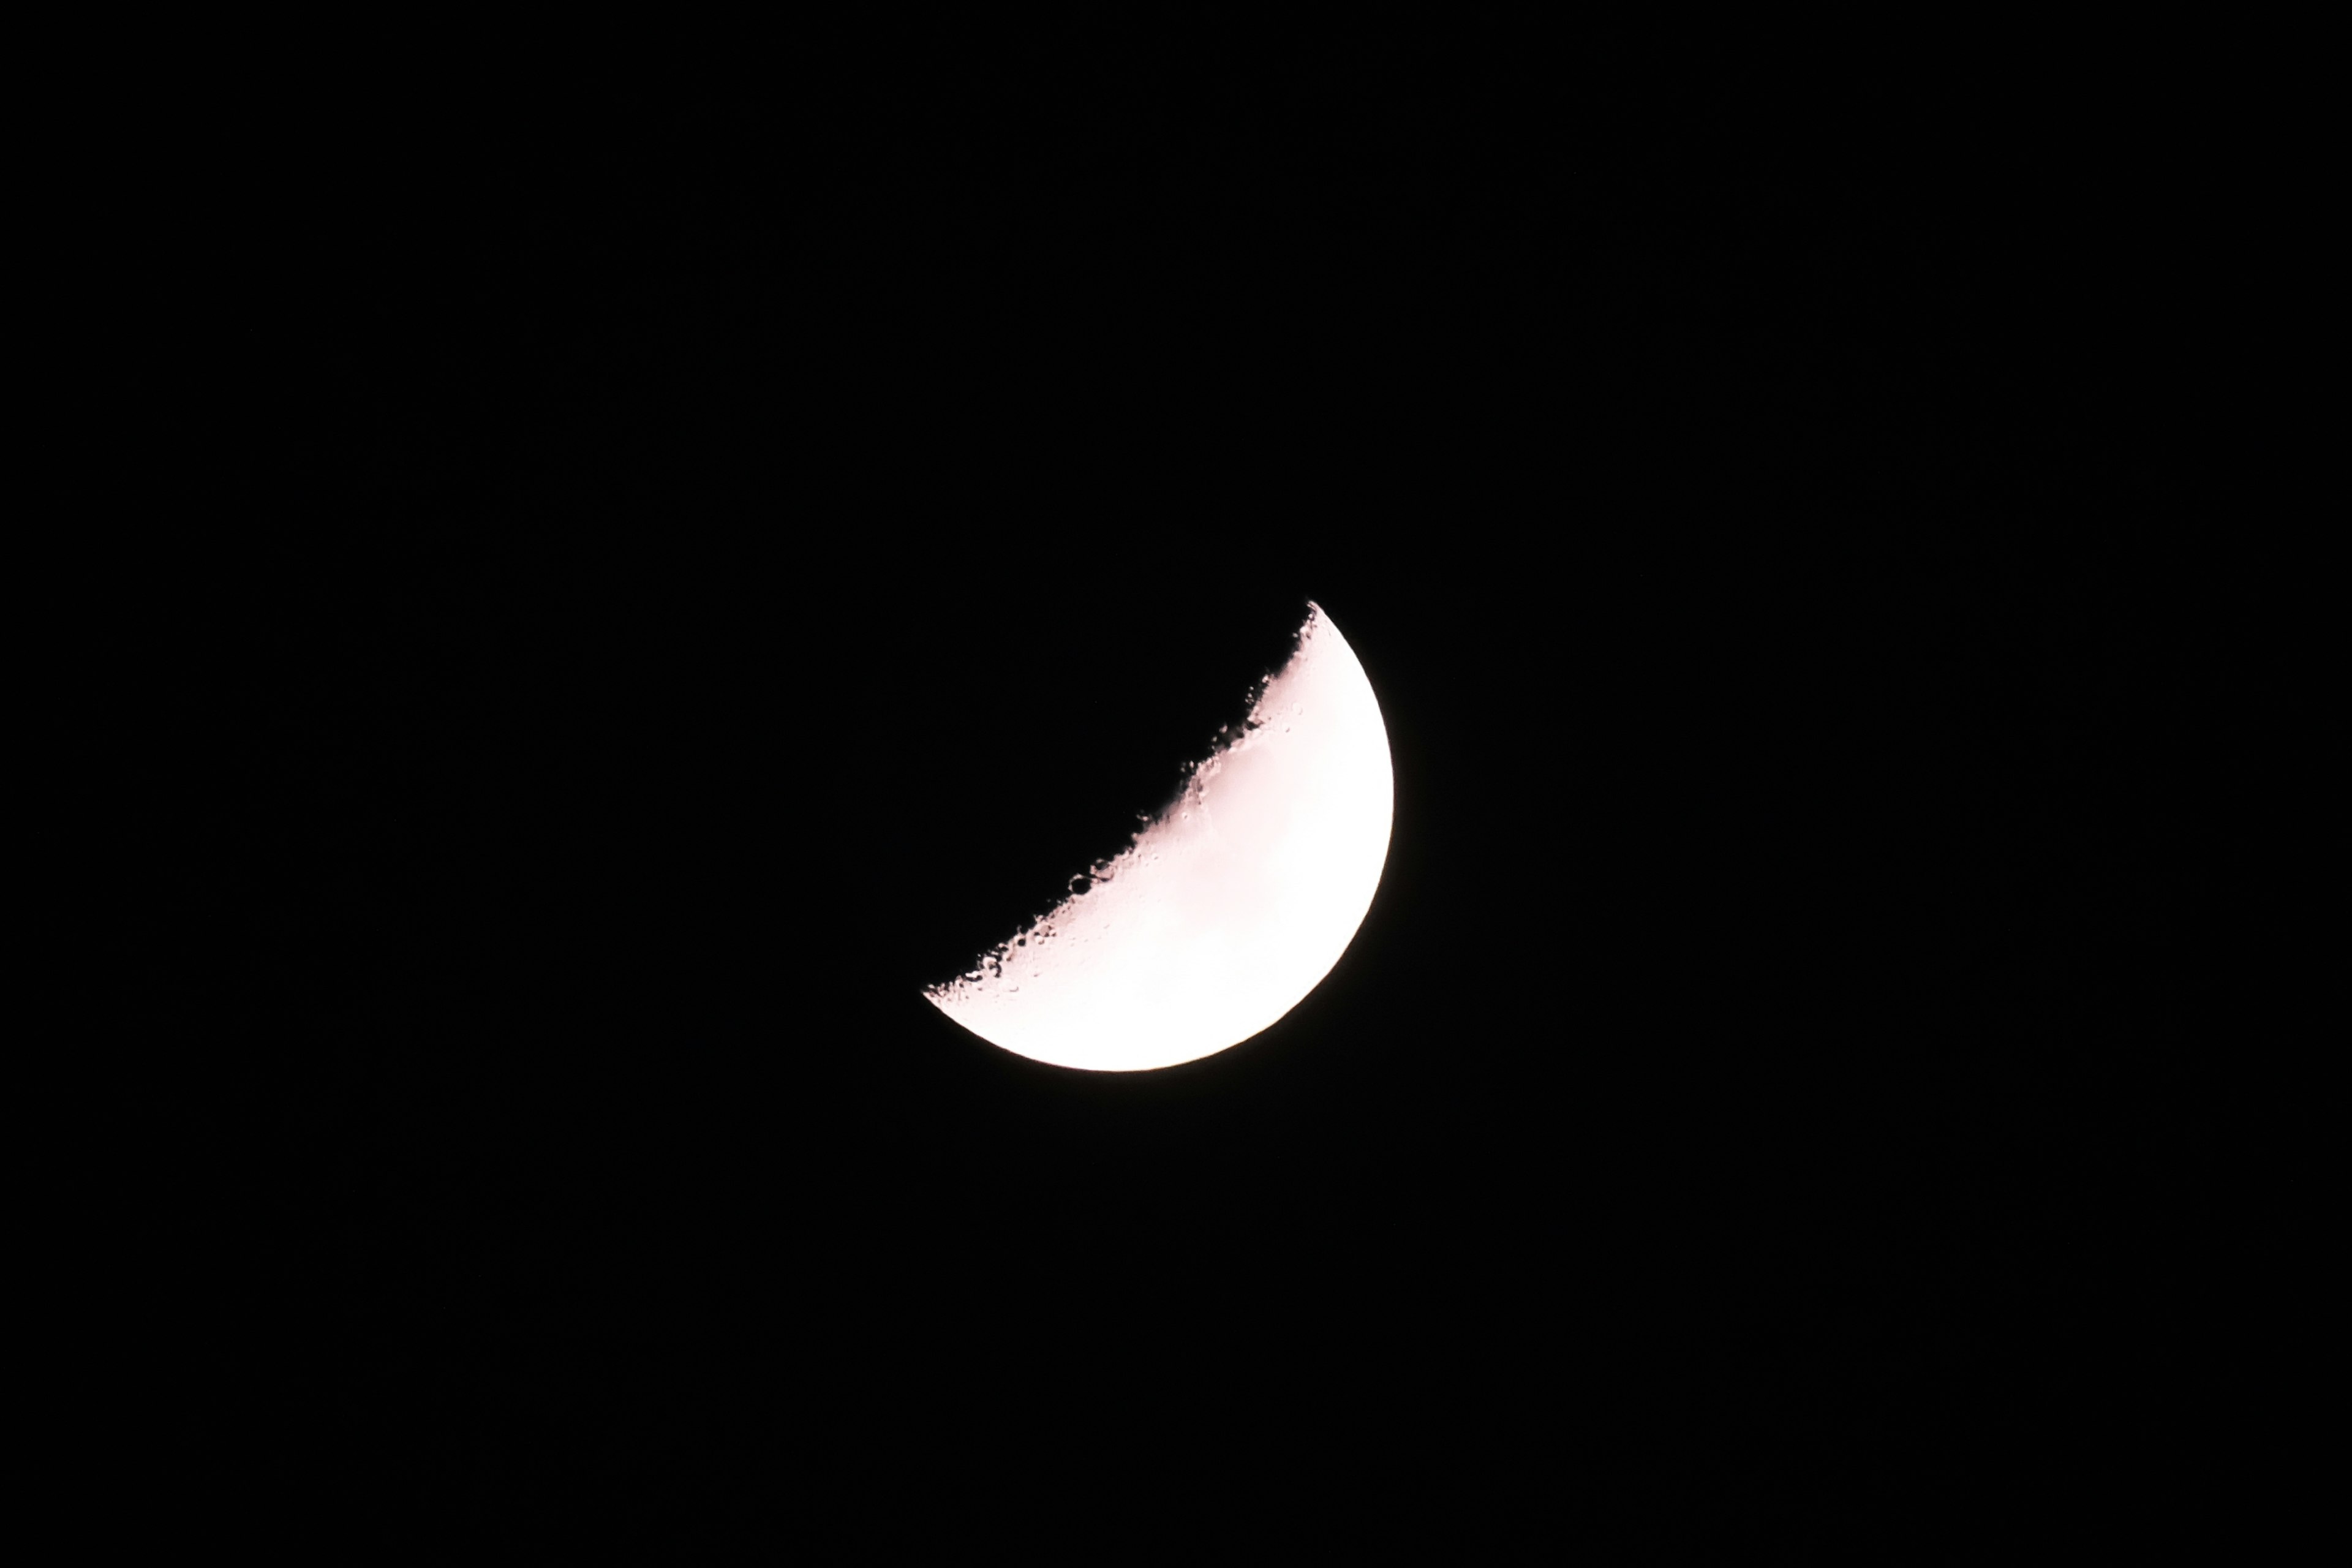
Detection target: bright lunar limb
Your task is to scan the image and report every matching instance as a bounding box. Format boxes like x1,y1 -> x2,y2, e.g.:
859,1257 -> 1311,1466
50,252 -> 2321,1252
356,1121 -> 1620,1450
924,603 -> 1393,1072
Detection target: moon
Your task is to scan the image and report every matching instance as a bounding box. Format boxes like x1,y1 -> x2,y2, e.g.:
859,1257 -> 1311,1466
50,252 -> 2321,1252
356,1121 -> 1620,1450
925,602 -> 1394,1072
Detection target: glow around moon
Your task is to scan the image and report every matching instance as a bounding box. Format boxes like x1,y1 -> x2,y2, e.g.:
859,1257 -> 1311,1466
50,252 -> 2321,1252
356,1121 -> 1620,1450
925,603 -> 1393,1072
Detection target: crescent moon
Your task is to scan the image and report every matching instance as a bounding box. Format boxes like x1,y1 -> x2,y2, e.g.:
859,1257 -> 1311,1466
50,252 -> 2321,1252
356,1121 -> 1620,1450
925,603 -> 1394,1071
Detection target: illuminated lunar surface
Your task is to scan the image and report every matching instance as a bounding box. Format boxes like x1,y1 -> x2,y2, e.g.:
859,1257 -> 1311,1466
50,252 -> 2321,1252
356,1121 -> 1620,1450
924,603 -> 1394,1072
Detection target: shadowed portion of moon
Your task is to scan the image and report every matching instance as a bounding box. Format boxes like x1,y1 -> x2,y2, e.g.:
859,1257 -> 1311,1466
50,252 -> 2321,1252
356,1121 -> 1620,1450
925,603 -> 1393,1072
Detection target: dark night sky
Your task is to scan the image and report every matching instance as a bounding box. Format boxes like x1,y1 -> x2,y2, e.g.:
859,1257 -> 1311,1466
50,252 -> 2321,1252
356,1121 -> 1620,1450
189,36 -> 2278,1552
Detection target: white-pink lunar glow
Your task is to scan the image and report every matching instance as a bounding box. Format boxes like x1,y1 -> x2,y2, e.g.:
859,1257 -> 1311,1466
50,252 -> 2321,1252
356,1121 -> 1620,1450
924,603 -> 1393,1072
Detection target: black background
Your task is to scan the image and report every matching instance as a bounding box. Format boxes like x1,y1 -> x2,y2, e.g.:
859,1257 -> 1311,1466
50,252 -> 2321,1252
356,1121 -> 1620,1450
188,33 -> 2283,1554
